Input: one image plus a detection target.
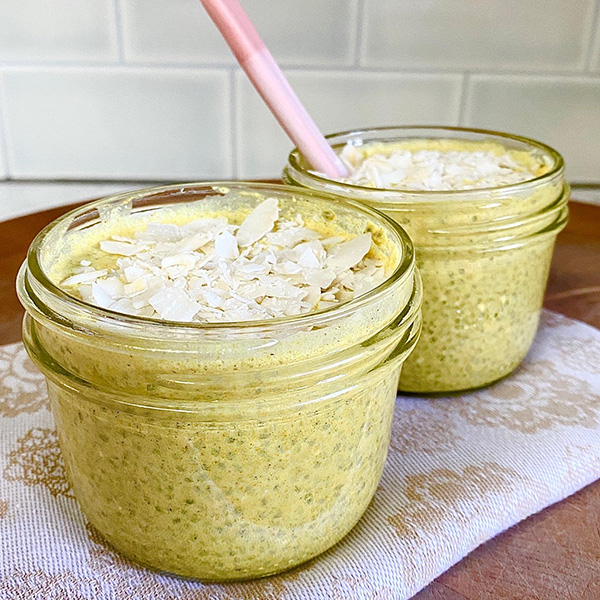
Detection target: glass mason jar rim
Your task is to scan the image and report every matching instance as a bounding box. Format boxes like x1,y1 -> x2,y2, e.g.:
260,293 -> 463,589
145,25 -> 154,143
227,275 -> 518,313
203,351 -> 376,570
286,125 -> 565,202
21,181 -> 416,337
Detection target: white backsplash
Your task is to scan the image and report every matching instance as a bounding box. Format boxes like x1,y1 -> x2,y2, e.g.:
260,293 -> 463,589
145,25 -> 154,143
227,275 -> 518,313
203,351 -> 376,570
2,67 -> 231,179
0,0 -> 599,199
361,0 -> 597,71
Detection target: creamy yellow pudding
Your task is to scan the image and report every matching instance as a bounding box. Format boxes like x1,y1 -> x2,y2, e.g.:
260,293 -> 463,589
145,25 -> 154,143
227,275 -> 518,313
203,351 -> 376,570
283,127 -> 569,393
18,183 -> 422,580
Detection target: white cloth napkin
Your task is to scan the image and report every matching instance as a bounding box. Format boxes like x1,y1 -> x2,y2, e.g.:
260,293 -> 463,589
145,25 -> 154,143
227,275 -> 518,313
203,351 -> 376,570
1,310 -> 599,599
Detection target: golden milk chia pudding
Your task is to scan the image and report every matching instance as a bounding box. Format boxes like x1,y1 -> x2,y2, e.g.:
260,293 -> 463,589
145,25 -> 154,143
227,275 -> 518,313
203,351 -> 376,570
17,183 -> 421,581
283,127 -> 569,393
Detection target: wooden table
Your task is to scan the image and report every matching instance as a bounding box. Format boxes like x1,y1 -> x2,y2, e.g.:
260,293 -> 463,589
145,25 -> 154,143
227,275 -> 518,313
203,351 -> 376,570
1,199 -> 599,599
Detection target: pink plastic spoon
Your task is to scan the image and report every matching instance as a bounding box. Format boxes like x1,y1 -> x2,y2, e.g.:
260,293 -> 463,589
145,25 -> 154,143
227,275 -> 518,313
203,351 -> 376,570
199,0 -> 347,178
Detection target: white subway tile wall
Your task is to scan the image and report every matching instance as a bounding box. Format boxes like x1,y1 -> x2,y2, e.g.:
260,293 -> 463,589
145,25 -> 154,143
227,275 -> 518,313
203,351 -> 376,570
0,0 -> 119,62
121,0 -> 358,67
361,0 -> 596,71
0,0 -> 598,194
465,76 -> 600,183
2,68 -> 231,180
120,0 -> 233,65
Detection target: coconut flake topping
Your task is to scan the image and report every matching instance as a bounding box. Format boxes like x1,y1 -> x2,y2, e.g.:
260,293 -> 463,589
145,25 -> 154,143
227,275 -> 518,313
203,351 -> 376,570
60,199 -> 388,322
336,141 -> 538,191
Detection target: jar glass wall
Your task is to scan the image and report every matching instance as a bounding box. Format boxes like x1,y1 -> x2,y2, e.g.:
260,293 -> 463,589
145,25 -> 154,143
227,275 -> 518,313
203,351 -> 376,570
283,126 -> 568,393
17,182 -> 422,580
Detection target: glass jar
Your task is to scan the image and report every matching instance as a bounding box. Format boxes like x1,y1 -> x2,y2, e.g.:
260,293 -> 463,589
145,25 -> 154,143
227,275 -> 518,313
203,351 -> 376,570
17,182 -> 421,581
283,126 -> 569,393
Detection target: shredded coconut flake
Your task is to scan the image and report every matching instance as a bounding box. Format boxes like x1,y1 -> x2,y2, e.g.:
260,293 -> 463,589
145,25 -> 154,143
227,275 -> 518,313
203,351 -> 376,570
99,240 -> 138,256
335,141 -> 538,191
327,233 -> 372,271
60,269 -> 108,287
236,197 -> 279,247
60,198 -> 389,323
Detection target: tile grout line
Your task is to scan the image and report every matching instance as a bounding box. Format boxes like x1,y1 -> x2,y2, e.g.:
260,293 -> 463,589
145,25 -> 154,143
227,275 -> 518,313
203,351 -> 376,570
229,68 -> 239,179
112,0 -> 126,62
0,60 -> 599,79
457,73 -> 470,126
0,74 -> 13,177
584,0 -> 600,71
353,0 -> 366,68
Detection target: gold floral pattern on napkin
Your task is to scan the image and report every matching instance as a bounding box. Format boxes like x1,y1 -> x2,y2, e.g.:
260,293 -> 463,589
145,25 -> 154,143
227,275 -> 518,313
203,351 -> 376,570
1,310 -> 600,600
390,408 -> 462,455
0,569 -> 107,600
0,343 -> 47,417
388,463 -> 522,540
3,427 -> 73,499
431,360 -> 600,434
0,499 -> 8,519
560,338 -> 600,375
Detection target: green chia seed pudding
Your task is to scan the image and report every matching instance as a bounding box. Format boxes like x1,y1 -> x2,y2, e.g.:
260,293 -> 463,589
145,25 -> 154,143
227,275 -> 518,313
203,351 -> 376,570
283,127 -> 569,393
17,183 -> 421,581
